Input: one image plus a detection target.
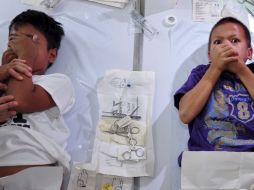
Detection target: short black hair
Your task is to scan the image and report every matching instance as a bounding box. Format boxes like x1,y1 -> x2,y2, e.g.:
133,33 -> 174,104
208,17 -> 251,51
9,9 -> 64,50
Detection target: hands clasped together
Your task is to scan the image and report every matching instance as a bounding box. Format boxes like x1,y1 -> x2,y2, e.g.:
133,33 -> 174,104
209,43 -> 245,74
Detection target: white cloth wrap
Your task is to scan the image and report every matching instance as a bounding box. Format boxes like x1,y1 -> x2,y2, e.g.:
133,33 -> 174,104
0,73 -> 75,170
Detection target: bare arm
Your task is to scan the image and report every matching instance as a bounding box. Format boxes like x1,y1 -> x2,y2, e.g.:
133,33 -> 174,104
179,44 -> 238,124
6,74 -> 55,113
0,50 -> 32,121
5,31 -> 55,113
179,66 -> 222,123
0,56 -> 32,81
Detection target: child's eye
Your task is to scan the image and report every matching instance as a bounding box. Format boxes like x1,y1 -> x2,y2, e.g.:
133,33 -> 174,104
231,38 -> 240,43
213,40 -> 221,45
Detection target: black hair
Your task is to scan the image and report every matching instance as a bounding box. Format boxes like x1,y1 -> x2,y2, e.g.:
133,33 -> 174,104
208,17 -> 251,51
9,9 -> 64,50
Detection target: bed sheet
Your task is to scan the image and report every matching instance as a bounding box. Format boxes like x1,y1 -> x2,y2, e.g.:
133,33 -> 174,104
0,0 -> 135,164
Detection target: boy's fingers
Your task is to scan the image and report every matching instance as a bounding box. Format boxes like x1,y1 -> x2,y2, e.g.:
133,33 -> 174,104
0,95 -> 15,105
0,97 -> 17,122
0,102 -> 17,112
9,63 -> 32,80
14,64 -> 32,74
12,58 -> 26,63
223,49 -> 237,57
8,69 -> 24,80
224,56 -> 238,63
5,101 -> 18,110
18,63 -> 32,71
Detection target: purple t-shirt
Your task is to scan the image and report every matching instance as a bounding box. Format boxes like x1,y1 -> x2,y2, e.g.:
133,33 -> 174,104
174,63 -> 254,152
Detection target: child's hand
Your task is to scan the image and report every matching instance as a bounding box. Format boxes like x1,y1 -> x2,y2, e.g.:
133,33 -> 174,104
224,50 -> 247,74
209,43 -> 239,72
8,32 -> 38,67
225,58 -> 245,74
7,59 -> 33,80
0,58 -> 32,81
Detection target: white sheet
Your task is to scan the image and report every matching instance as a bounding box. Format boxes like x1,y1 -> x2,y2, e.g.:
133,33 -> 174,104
181,151 -> 254,190
3,0 -> 254,189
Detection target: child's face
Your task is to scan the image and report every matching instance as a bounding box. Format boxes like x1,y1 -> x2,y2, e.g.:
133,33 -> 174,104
5,24 -> 57,74
209,22 -> 252,63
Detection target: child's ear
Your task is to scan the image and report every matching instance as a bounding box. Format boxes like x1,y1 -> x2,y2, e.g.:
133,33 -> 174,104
247,47 -> 253,60
208,51 -> 211,63
48,48 -> 57,64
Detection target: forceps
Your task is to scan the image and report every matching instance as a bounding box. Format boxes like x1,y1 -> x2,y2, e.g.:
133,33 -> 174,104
122,146 -> 145,160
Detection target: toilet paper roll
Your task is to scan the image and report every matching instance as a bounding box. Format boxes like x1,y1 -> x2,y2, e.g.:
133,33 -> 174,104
163,15 -> 177,27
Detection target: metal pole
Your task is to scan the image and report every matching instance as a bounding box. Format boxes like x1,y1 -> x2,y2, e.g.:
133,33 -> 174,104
132,0 -> 145,71
133,0 -> 145,189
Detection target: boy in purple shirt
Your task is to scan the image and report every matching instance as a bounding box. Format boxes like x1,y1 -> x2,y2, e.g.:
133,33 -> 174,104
174,17 -> 254,155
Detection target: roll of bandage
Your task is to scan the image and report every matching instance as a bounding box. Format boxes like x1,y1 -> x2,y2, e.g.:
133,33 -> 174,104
163,15 -> 177,27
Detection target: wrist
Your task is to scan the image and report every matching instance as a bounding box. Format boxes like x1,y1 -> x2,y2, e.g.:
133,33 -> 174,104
210,60 -> 226,72
203,65 -> 222,85
209,63 -> 224,75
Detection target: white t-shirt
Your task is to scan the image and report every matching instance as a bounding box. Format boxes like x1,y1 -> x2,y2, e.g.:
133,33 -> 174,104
0,73 -> 75,169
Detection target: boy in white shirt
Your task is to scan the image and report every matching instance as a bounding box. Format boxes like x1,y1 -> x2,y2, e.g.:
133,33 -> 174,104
0,9 -> 75,188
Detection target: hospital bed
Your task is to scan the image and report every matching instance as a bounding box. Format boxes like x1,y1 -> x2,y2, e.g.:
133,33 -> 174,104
140,1 -> 254,190
1,0 -> 254,189
139,1 -> 212,189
